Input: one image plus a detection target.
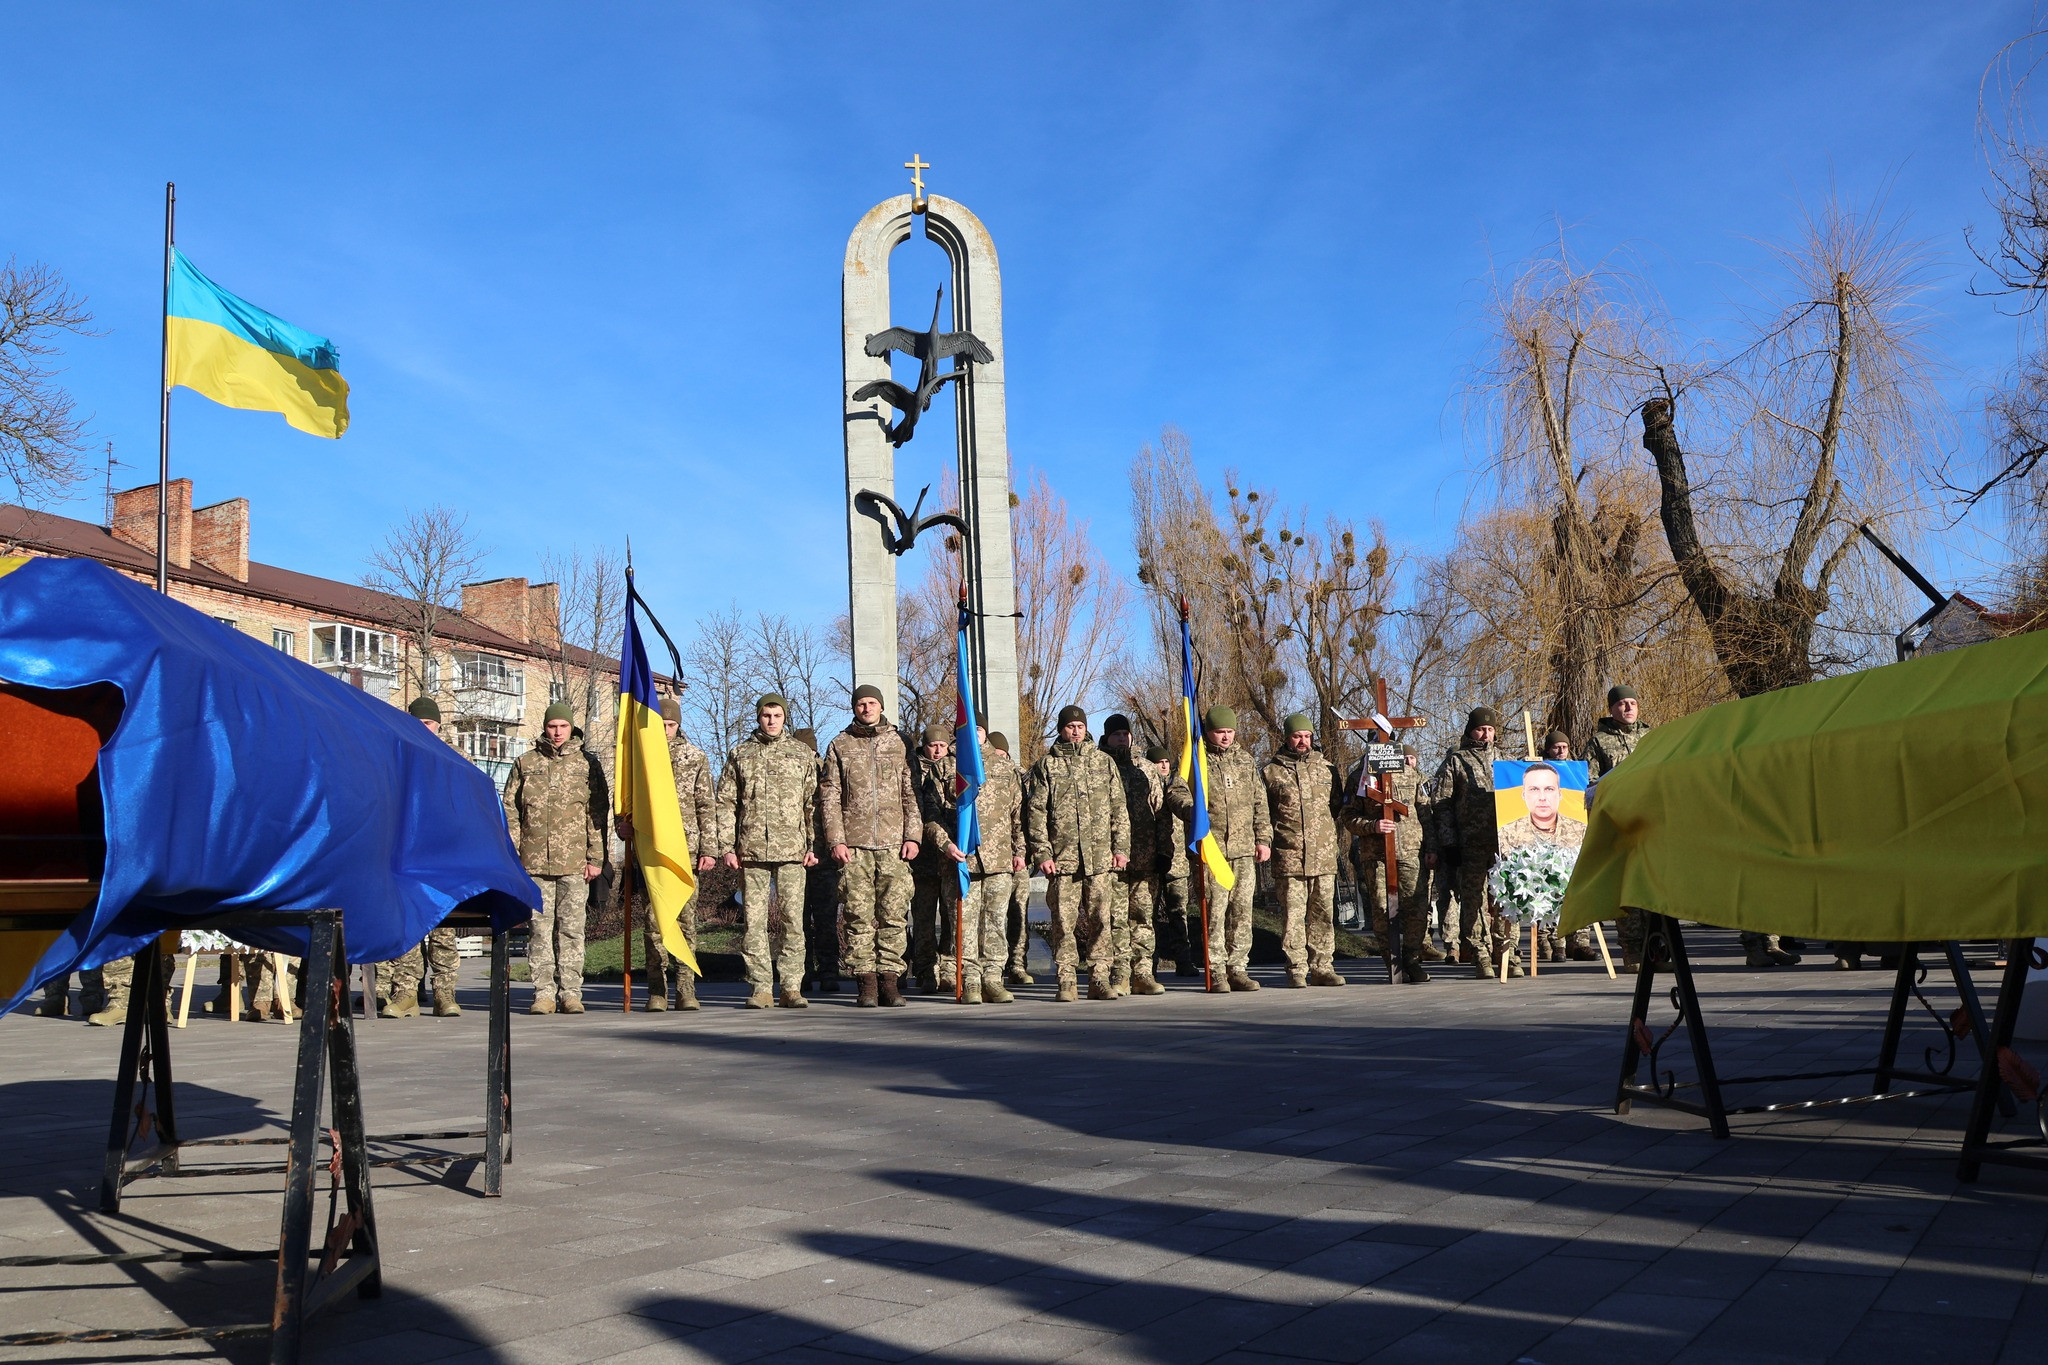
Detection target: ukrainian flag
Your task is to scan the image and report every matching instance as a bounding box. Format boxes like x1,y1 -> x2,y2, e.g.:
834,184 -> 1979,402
1175,609 -> 1236,890
614,576 -> 699,976
165,249 -> 349,438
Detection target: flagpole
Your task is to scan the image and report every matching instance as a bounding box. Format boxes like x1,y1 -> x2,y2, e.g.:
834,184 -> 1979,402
155,181 -> 175,595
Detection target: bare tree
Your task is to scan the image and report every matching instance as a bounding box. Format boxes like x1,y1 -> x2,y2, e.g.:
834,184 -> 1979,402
745,612 -> 833,733
537,545 -> 626,757
1014,470 -> 1129,755
0,258 -> 96,509
363,506 -> 489,706
685,603 -> 752,771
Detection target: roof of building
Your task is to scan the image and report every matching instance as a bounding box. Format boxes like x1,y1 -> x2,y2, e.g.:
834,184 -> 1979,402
0,501 -> 641,677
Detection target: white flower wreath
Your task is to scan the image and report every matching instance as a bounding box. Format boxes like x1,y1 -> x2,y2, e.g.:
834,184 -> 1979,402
1488,842 -> 1579,929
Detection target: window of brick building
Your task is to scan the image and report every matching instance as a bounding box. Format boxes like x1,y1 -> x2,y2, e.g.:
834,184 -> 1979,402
454,719 -> 522,786
310,623 -> 395,672
272,628 -> 296,655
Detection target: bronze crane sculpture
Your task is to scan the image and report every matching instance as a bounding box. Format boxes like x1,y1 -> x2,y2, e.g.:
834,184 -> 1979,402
852,289 -> 994,448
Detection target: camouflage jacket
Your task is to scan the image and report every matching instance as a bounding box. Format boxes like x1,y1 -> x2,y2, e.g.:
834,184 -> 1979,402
1430,740 -> 1499,862
914,753 -> 957,875
1587,717 -> 1651,779
1261,748 -> 1344,878
1497,811 -> 1586,859
715,728 -> 819,863
1111,749 -> 1166,877
819,721 -> 921,851
501,739 -> 609,877
1159,769 -> 1193,878
968,746 -> 1027,875
670,734 -> 718,860
1025,739 -> 1130,875
1203,742 -> 1272,860
1342,760 -> 1425,865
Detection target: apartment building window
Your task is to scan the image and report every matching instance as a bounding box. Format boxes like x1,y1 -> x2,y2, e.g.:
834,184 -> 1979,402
272,628 -> 296,655
454,719 -> 523,785
213,615 -> 238,629
310,623 -> 395,672
451,649 -> 523,697
548,679 -> 566,704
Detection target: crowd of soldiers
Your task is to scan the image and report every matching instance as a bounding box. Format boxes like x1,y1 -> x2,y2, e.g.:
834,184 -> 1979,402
34,673 -> 1823,1026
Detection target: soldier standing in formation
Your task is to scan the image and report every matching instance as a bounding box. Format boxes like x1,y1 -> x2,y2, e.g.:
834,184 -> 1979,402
919,718 -> 1026,1003
1262,713 -> 1348,988
1199,706 -> 1270,993
1026,705 -> 1129,1002
1345,738 -> 1431,983
1431,707 -> 1517,979
715,694 -> 818,1009
504,701 -> 609,1014
793,728 -> 843,995
986,733 -> 1037,986
910,722 -> 956,994
1101,714 -> 1170,996
820,685 -> 921,1007
629,696 -> 718,1011
1148,743 -> 1198,978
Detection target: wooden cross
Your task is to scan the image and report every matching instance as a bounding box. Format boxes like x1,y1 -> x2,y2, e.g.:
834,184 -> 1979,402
1337,678 -> 1426,975
905,153 -> 930,206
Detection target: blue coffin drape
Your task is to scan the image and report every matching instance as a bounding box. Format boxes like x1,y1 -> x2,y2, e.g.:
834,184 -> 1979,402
0,557 -> 539,1016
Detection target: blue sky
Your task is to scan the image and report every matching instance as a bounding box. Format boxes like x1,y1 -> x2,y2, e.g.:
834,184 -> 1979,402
5,2 -> 2036,636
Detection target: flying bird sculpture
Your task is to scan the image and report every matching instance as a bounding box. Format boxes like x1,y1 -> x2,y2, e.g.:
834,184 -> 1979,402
856,485 -> 969,557
852,289 -> 994,447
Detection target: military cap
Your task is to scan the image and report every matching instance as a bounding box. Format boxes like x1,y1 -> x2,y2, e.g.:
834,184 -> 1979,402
659,696 -> 681,724
1400,744 -> 1417,758
792,727 -> 818,751
543,701 -> 575,725
1283,712 -> 1313,734
1103,712 -> 1132,735
756,693 -> 788,713
1607,684 -> 1638,704
1057,704 -> 1087,726
988,732 -> 1010,753
1145,743 -> 1170,762
1204,705 -> 1238,731
406,696 -> 441,724
921,722 -> 950,745
1466,706 -> 1500,731
851,683 -> 884,705
1543,728 -> 1570,751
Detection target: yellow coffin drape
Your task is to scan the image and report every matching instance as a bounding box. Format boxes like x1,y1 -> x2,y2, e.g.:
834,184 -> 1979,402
1559,627 -> 2048,940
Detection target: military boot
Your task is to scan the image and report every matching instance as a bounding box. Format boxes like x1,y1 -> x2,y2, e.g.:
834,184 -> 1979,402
915,966 -> 939,995
36,990 -> 67,1019
1419,941 -> 1448,962
1744,943 -> 1777,969
820,971 -> 841,995
1399,955 -> 1431,983
1055,971 -> 1079,1003
878,974 -> 906,1007
1175,950 -> 1200,978
856,973 -> 879,1007
1109,964 -> 1130,997
981,975 -> 1014,1003
434,993 -> 463,1017
960,976 -> 983,1005
1283,971 -> 1308,988
1308,966 -> 1346,987
559,996 -> 585,1014
1005,964 -> 1035,986
645,987 -> 668,1011
381,989 -> 420,1019
87,1003 -> 129,1026
1206,972 -> 1231,993
744,988 -> 774,1009
777,988 -> 808,1009
1128,969 -> 1165,996
1226,968 -> 1259,992
679,972 -> 700,1010
1087,974 -> 1115,1001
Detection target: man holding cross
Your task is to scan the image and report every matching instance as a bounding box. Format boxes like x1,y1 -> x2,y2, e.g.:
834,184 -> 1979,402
1343,741 -> 1430,983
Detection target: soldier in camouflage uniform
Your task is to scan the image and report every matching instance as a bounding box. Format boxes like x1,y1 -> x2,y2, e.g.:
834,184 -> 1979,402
988,734 -> 1037,985
820,685 -> 922,1008
1263,714 -> 1348,988
922,721 -> 1026,1003
628,696 -> 719,1010
503,701 -> 609,1014
793,728 -> 843,995
1345,740 -> 1431,983
1101,715 -> 1167,996
1431,706 -> 1518,978
910,723 -> 956,994
1150,744 -> 1198,977
716,694 -> 819,1009
1026,705 -> 1131,1001
1200,706 -> 1272,993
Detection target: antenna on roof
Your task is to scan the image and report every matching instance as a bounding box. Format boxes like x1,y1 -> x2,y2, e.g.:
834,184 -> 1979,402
101,443 -> 121,525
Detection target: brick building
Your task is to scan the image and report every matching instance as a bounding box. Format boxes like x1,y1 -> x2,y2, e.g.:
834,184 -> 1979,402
1,482 -> 625,789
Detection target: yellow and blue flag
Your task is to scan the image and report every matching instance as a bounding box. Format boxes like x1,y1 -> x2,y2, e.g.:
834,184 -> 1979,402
952,600 -> 985,901
166,249 -> 350,438
1174,605 -> 1236,890
614,571 -> 699,976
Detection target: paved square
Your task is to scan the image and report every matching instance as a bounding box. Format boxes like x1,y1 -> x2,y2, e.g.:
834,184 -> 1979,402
3,935 -> 2045,1364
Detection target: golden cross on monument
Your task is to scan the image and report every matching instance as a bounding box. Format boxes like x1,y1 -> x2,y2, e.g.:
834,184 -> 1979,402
905,153 -> 930,209
1338,678 -> 1426,980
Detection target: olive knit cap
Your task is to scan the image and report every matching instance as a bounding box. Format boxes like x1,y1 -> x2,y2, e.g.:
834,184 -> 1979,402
659,696 -> 681,724
1057,704 -> 1087,727
1145,743 -> 1170,762
1401,743 -> 1417,758
921,722 -> 950,745
756,693 -> 788,714
1607,684 -> 1638,705
851,683 -> 884,705
543,701 -> 575,725
1542,728 -> 1570,750
1466,706 -> 1500,731
406,696 -> 441,723
1204,705 -> 1238,731
988,732 -> 1010,753
1103,713 -> 1132,735
1284,712 -> 1313,734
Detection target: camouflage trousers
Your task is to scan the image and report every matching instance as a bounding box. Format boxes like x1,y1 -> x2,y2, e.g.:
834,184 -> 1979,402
804,862 -> 842,981
43,952 -> 141,1014
1618,908 -> 1647,960
959,871 -> 1013,983
841,848 -> 912,977
374,945 -> 424,1001
641,888 -> 700,998
1366,856 -> 1426,962
1278,873 -> 1337,977
1046,871 -> 1115,980
1006,875 -> 1033,974
1204,856 -> 1258,975
1111,871 -> 1158,979
1155,875 -> 1191,967
527,873 -> 588,1004
425,927 -> 459,1001
250,953 -> 298,1012
742,862 -> 808,992
1454,858 -> 1519,970
910,870 -> 953,983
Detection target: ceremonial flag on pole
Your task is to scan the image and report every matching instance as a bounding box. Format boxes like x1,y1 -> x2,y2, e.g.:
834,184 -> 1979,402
952,600 -> 985,901
1175,605 -> 1236,890
165,249 -> 350,437
614,570 -> 699,976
